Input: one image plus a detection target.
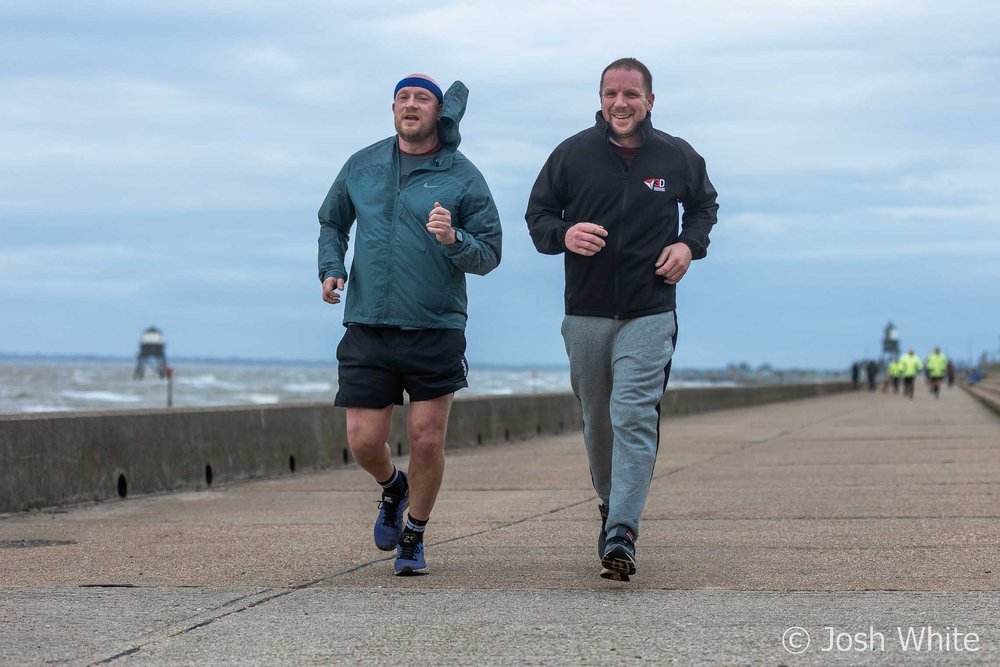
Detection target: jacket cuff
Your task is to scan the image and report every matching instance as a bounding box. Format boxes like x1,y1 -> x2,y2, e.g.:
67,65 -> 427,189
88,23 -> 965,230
679,238 -> 705,260
558,222 -> 573,250
321,270 -> 347,282
441,231 -> 468,256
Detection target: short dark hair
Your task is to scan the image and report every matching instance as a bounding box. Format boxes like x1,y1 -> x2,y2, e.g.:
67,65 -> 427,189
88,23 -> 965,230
600,57 -> 653,96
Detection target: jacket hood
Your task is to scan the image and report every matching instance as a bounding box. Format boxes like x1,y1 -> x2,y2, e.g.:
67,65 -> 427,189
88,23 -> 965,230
438,81 -> 468,150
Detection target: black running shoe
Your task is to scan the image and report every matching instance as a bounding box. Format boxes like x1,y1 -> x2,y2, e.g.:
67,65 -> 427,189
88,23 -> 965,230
600,532 -> 636,580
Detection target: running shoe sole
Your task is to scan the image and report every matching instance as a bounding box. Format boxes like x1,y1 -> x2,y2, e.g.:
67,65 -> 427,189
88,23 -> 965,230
600,567 -> 630,582
601,547 -> 636,578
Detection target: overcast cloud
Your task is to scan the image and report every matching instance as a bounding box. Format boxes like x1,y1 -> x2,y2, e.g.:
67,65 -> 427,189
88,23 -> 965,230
1,0 -> 998,368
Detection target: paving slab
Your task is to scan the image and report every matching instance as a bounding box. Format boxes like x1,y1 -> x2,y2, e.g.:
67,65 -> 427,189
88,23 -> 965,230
2,385 -> 999,664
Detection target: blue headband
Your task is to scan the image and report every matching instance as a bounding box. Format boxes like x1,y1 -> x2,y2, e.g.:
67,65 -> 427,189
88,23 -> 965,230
394,77 -> 443,103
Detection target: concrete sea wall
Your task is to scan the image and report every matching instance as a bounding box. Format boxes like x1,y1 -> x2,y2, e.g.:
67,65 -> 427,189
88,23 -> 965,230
0,383 -> 850,514
962,366 -> 1000,417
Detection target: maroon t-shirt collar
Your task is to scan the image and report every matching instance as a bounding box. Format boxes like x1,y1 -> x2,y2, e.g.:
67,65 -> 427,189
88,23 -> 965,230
399,141 -> 443,157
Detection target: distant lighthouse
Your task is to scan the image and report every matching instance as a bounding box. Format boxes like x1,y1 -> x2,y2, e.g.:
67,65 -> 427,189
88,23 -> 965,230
881,321 -> 900,369
134,326 -> 168,379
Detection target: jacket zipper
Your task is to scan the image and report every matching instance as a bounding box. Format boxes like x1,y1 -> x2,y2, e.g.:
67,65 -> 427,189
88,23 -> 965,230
382,153 -> 404,326
383,153 -> 448,325
615,173 -> 629,320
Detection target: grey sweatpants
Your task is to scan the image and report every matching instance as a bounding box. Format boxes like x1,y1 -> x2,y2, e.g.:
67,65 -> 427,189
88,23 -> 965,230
562,311 -> 677,541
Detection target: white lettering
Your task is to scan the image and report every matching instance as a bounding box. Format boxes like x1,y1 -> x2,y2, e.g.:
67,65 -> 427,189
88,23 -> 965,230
896,626 -> 980,652
898,626 -> 925,651
822,627 -> 884,652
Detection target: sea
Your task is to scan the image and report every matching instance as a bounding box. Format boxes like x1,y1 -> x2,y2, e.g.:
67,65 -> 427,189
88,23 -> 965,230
0,358 -> 580,414
0,357 -> 756,415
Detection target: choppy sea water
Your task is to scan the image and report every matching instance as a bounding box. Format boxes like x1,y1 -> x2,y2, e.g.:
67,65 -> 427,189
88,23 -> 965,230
0,359 -> 581,414
0,359 -> 746,415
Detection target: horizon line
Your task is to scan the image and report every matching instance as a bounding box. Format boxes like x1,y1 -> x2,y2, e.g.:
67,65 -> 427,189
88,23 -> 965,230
0,351 -> 847,374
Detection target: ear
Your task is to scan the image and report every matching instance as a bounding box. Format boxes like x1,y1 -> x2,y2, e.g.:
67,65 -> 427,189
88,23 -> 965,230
646,92 -> 655,111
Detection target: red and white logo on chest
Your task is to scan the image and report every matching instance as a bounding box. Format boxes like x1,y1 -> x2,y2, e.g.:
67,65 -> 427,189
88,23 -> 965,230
643,178 -> 666,192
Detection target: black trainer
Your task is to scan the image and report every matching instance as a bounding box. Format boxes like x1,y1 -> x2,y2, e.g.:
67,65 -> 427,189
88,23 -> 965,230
600,531 -> 636,581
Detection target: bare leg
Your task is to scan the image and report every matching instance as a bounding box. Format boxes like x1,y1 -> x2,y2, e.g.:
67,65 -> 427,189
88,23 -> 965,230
346,406 -> 395,483
405,394 -> 453,521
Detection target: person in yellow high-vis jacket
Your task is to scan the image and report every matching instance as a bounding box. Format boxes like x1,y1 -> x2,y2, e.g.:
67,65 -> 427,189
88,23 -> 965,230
898,349 -> 923,399
925,347 -> 948,398
887,359 -> 902,394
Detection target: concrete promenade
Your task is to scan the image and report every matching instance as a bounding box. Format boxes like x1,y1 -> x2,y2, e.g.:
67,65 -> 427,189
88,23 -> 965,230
2,385 -> 999,665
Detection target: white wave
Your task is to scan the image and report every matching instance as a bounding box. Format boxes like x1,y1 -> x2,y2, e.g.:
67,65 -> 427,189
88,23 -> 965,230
177,374 -> 245,390
282,382 -> 333,393
71,369 -> 92,385
238,393 -> 280,404
59,390 -> 142,403
668,380 -> 739,388
22,404 -> 71,412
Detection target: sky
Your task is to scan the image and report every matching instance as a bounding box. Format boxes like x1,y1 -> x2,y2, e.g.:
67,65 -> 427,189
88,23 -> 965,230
1,0 -> 998,370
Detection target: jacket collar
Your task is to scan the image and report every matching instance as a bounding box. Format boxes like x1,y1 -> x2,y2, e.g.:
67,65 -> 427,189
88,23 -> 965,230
593,110 -> 655,144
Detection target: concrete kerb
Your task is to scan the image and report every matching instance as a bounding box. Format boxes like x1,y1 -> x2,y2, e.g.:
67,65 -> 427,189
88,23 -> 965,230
0,383 -> 850,514
960,365 -> 1000,416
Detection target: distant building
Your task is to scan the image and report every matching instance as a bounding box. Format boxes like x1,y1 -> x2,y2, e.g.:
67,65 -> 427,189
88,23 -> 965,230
134,326 -> 168,379
881,322 -> 900,369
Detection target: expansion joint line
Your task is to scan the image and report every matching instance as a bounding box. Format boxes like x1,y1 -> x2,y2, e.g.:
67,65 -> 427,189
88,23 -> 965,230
651,409 -> 845,481
92,495 -> 600,664
94,404 -> 862,663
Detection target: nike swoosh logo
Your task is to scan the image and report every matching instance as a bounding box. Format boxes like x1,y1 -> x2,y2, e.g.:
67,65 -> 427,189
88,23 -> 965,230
423,183 -> 441,188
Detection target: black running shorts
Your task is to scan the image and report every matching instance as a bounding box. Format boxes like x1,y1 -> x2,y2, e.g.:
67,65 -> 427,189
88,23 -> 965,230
334,325 -> 468,408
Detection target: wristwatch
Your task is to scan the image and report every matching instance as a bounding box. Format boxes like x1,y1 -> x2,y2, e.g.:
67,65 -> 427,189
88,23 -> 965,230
454,228 -> 465,244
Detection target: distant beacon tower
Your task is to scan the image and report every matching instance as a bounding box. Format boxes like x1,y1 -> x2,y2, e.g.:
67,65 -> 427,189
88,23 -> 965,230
881,321 -> 900,368
134,326 -> 168,380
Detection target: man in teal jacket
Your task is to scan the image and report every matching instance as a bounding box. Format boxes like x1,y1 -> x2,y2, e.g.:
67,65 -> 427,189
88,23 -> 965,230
318,74 -> 502,576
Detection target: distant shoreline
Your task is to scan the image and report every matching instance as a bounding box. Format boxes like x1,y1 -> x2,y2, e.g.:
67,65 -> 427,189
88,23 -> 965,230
0,352 -> 847,377
0,352 -> 569,371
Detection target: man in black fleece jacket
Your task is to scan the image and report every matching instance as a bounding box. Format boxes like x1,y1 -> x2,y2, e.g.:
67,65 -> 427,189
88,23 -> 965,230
525,57 -> 718,581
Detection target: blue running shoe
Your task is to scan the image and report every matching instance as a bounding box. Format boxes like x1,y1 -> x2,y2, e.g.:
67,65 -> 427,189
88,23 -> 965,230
600,531 -> 636,581
597,503 -> 609,558
394,531 -> 427,576
373,473 -> 408,551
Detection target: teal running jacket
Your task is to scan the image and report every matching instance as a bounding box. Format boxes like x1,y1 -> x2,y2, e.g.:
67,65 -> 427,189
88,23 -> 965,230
318,81 -> 502,330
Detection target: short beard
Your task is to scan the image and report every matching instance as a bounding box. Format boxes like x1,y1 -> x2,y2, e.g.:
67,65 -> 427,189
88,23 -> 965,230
395,119 -> 437,145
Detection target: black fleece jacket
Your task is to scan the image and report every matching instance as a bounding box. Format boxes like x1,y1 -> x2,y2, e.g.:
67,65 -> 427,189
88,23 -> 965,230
525,112 -> 718,319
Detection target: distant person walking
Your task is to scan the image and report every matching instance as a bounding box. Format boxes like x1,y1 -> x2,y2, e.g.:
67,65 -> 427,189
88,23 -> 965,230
888,358 -> 902,394
526,57 -> 719,581
946,360 -> 956,387
865,360 -> 878,391
925,347 -> 948,398
317,74 -> 502,575
851,362 -> 861,389
898,349 -> 923,400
